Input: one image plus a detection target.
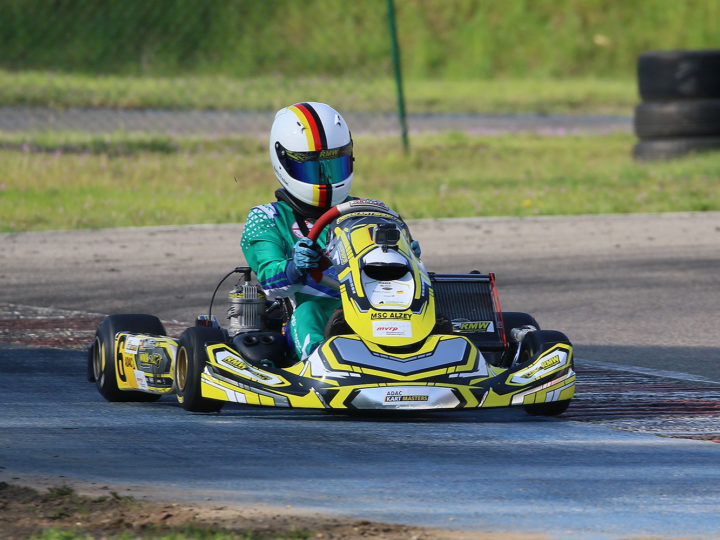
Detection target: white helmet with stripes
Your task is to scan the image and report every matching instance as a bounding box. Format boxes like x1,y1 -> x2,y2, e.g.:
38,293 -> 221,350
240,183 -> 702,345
270,102 -> 354,210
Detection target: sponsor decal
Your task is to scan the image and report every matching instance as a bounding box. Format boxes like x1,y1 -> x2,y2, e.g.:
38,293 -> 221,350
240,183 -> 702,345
452,321 -> 494,332
145,353 -> 163,367
318,148 -> 341,159
509,347 -> 570,385
134,370 -> 149,391
372,320 -> 412,338
365,277 -> 413,309
337,212 -> 397,224
520,366 -> 542,379
350,386 -> 461,409
124,336 -> 140,354
349,199 -> 389,210
371,312 -> 411,321
541,355 -> 560,369
214,349 -> 284,385
291,220 -> 314,239
384,391 -> 429,403
220,355 -> 248,371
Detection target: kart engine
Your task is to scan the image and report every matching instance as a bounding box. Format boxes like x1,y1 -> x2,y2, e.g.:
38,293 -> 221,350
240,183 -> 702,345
227,269 -> 266,335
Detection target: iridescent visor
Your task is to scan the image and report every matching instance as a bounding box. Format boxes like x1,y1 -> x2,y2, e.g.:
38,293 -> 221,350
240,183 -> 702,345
279,142 -> 353,185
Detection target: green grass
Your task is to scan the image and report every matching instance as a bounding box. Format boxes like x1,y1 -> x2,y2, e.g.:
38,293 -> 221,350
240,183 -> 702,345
1,132 -> 718,234
2,0 -> 719,79
0,70 -> 637,114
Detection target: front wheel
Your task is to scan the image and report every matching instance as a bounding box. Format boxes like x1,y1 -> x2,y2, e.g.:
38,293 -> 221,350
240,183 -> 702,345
516,329 -> 573,417
175,326 -> 225,412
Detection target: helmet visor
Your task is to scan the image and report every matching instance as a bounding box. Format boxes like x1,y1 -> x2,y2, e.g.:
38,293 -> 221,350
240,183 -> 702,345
277,141 -> 353,185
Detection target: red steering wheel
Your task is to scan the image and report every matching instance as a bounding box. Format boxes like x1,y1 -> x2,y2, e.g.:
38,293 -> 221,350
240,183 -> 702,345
306,200 -> 399,282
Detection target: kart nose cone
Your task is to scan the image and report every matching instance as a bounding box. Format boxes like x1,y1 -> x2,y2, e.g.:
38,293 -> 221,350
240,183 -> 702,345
349,386 -> 461,410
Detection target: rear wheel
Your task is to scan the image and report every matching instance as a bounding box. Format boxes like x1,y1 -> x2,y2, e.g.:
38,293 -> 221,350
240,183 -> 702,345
92,314 -> 166,402
175,326 -> 225,412
515,329 -> 573,417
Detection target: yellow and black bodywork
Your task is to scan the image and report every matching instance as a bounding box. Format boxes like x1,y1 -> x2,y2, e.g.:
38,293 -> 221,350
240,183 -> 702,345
90,202 -> 575,414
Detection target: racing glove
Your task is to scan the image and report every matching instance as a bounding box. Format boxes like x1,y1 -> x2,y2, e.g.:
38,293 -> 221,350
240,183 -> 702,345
411,240 -> 422,258
287,237 -> 322,284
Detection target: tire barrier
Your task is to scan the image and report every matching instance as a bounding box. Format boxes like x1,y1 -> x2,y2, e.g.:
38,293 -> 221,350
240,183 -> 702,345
633,50 -> 720,160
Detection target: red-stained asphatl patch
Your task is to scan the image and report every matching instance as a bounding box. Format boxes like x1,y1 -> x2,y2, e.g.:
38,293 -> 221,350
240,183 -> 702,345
0,304 -> 185,350
567,362 -> 720,442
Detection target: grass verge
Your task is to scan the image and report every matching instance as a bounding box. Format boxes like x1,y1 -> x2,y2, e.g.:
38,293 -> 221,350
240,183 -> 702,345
0,70 -> 637,115
1,131 -> 718,233
1,482 -> 311,539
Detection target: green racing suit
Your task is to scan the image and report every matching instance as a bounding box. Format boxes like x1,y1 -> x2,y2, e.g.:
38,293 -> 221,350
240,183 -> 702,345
241,200 -> 341,361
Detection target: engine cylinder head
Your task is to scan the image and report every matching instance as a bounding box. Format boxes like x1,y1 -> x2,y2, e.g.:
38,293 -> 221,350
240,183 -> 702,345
227,280 -> 265,335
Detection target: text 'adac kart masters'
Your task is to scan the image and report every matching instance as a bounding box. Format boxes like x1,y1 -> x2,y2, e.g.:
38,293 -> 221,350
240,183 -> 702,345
88,201 -> 575,415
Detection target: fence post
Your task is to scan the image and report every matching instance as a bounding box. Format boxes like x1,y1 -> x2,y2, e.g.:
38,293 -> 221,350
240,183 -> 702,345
386,0 -> 409,154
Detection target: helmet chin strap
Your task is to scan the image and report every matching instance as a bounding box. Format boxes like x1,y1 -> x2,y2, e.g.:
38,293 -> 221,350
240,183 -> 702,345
275,188 -> 329,220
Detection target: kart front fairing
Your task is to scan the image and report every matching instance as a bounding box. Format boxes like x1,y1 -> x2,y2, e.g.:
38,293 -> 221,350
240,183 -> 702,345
323,210 -> 436,348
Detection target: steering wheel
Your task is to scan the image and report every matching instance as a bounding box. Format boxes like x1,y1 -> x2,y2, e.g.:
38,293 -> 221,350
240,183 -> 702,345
306,200 -> 399,283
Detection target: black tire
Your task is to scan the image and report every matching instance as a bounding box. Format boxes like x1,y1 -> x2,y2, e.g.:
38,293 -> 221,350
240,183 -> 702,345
638,50 -> 720,101
634,100 -> 720,139
499,312 -> 540,367
175,326 -> 225,413
516,329 -> 569,364
92,314 -> 166,402
633,137 -> 720,160
515,330 -> 573,417
502,312 -> 540,338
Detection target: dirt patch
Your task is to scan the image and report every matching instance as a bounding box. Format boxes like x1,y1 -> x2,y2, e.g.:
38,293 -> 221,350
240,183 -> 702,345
0,482 -> 545,540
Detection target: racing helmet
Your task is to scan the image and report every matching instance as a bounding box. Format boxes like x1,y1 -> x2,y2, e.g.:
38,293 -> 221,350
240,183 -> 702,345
270,102 -> 354,210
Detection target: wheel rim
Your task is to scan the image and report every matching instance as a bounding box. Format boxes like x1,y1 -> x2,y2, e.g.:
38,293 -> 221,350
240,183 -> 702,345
93,337 -> 104,381
176,347 -> 188,392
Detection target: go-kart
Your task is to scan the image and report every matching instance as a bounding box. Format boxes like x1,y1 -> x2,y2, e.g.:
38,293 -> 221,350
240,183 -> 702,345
88,200 -> 575,415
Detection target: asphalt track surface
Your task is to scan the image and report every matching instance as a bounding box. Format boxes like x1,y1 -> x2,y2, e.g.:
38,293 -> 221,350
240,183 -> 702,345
2,213 -> 720,538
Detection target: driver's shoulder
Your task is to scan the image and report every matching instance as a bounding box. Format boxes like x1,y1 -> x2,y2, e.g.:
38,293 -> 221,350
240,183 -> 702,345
247,202 -> 279,220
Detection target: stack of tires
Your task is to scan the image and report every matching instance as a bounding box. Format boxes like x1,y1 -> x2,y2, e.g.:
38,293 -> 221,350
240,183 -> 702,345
633,50 -> 720,160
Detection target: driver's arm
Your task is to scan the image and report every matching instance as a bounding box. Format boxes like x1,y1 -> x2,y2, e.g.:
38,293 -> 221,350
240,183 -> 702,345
241,206 -> 304,298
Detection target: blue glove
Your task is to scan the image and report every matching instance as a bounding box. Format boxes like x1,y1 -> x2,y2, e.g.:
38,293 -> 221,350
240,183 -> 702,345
411,240 -> 422,258
292,238 -> 321,271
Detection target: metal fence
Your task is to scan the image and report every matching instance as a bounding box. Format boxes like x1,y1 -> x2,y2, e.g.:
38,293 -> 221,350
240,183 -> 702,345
0,0 -> 409,139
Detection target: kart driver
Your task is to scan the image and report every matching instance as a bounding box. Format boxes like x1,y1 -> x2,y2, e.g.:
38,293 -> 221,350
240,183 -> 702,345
241,102 -> 420,361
